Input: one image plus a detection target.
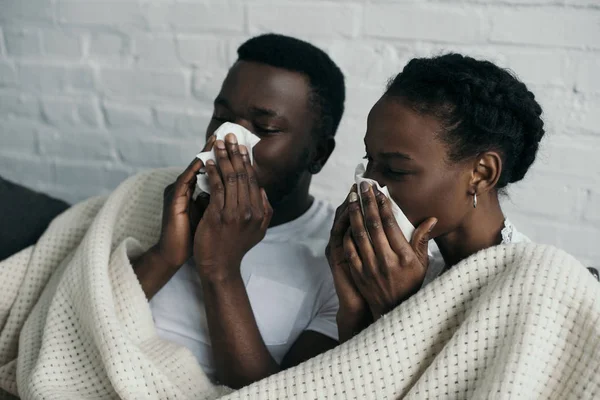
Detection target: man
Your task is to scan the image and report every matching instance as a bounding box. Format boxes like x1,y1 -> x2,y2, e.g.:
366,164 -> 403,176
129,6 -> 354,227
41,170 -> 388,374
132,34 -> 345,388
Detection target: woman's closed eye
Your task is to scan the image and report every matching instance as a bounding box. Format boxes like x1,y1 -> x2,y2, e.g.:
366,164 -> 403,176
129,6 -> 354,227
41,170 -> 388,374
363,154 -> 413,180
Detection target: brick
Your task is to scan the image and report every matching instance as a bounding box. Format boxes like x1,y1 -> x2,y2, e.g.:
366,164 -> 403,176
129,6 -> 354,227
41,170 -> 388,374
39,130 -> 114,161
0,152 -> 55,186
4,28 -> 42,57
89,32 -> 129,58
167,2 -> 244,33
53,161 -> 131,190
584,191 -> 600,222
154,107 -> 211,138
344,84 -> 384,123
574,55 -> 600,94
57,1 -> 144,26
556,225 -> 600,262
0,119 -> 42,153
501,180 -> 584,219
17,63 -> 95,93
40,96 -> 100,127
502,51 -> 568,87
100,68 -> 187,98
68,66 -> 95,91
116,137 -> 201,168
574,96 -> 600,134
0,91 -> 40,118
103,102 -> 153,127
192,70 -> 227,104
177,36 -> 228,68
365,4 -> 485,43
134,34 -> 179,67
537,135 -> 600,177
42,29 -> 83,59
0,0 -> 54,22
330,42 -> 400,86
249,4 -> 360,37
0,63 -> 17,87
490,8 -> 600,49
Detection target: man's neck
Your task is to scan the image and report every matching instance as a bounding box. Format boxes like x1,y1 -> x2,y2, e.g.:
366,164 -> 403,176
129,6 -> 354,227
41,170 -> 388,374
268,177 -> 314,228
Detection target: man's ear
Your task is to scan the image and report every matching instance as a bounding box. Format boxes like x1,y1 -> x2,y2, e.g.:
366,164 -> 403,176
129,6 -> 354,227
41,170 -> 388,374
309,137 -> 336,175
469,151 -> 502,195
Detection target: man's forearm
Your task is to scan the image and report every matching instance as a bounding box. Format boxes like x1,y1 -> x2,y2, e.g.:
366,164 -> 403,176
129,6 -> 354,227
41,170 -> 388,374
132,246 -> 180,300
201,270 -> 280,389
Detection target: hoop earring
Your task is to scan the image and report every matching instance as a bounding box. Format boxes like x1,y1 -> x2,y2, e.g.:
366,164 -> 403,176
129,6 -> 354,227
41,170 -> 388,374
473,193 -> 478,209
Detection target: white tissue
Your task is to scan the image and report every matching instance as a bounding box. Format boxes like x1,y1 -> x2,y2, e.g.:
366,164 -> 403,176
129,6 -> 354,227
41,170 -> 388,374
195,122 -> 261,194
355,163 -> 417,243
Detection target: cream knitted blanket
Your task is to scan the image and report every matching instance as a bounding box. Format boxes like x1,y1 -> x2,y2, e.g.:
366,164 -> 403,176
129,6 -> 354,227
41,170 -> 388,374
1,169 -> 598,399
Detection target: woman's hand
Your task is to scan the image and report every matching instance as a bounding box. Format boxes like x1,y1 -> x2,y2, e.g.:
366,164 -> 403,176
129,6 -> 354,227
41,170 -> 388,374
326,187 -> 373,342
155,135 -> 216,268
344,182 -> 437,320
193,134 -> 272,282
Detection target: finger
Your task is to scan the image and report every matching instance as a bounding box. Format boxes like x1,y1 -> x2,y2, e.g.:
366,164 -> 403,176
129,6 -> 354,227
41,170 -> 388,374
241,144 -> 262,213
343,228 -> 363,276
373,186 -> 412,254
410,217 -> 437,266
174,158 -> 203,199
215,139 -> 237,209
205,159 -> 224,210
225,133 -> 250,208
202,134 -> 217,152
358,182 -> 394,256
259,188 -> 273,231
347,190 -> 378,277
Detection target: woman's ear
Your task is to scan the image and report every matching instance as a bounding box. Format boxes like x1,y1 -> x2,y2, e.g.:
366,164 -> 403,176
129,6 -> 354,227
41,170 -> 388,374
309,137 -> 336,175
469,151 -> 502,195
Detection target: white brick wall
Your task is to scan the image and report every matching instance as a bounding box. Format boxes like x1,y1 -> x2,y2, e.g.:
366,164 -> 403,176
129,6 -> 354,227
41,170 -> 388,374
0,0 -> 598,267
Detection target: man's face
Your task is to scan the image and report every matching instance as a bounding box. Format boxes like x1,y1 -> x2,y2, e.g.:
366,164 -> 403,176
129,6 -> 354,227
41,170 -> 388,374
206,61 -> 317,205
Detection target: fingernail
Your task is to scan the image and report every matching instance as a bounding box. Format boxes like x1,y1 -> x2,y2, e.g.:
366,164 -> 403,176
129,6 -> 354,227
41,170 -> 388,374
225,133 -> 237,144
239,145 -> 248,155
215,140 -> 225,150
428,219 -> 438,233
360,181 -> 370,193
206,159 -> 215,166
349,192 -> 358,203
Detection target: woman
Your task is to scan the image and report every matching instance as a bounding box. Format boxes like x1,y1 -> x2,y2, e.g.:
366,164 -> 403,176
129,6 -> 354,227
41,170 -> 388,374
317,54 -> 599,398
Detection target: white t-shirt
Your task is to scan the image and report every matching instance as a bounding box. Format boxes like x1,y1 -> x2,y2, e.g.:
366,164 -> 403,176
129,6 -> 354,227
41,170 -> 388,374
149,199 -> 338,379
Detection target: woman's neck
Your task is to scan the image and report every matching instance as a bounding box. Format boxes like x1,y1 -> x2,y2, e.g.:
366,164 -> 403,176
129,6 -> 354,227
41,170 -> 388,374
434,193 -> 506,267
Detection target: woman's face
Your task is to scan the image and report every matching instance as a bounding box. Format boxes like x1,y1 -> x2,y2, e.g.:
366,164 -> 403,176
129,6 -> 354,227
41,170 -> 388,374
364,96 -> 474,237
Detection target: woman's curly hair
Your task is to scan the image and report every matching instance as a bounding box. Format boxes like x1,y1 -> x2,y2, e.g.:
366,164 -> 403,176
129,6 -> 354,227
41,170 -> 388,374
386,53 -> 545,188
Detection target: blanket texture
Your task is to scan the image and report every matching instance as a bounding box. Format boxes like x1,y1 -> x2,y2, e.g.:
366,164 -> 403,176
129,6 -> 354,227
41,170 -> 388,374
1,169 -> 598,400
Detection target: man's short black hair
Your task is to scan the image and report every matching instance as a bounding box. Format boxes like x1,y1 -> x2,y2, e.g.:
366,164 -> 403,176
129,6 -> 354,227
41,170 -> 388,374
237,33 -> 345,140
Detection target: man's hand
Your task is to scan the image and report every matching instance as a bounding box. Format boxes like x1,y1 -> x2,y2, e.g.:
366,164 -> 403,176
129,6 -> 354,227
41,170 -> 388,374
154,135 -> 215,268
326,186 -> 373,343
344,182 -> 437,320
193,133 -> 272,282
132,136 -> 215,299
